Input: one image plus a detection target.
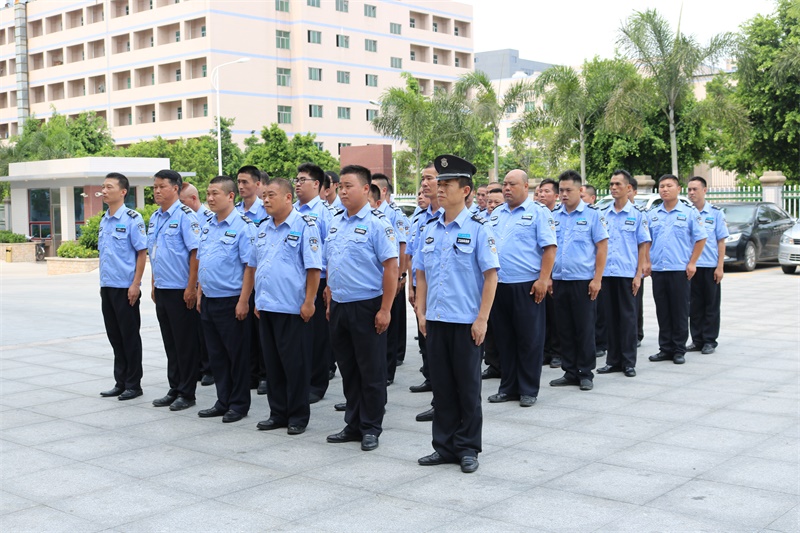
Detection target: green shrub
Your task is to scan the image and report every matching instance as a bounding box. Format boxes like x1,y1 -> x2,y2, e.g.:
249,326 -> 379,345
57,241 -> 99,258
0,230 -> 27,243
137,204 -> 159,227
79,212 -> 103,250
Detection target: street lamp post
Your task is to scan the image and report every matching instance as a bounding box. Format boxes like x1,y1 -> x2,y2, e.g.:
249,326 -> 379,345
211,57 -> 250,175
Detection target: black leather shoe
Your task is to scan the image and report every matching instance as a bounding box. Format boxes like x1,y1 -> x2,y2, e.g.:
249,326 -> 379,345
287,425 -> 306,435
396,359 -> 404,366
386,380 -> 393,386
118,389 -> 143,401
549,357 -> 562,368
222,410 -> 245,423
100,386 -> 124,397
327,429 -> 361,444
481,367 -> 501,380
409,380 -> 432,393
328,369 -> 336,380
596,349 -> 607,358
597,365 -> 622,374
624,367 -> 637,377
361,434 -> 379,451
198,406 -> 226,418
701,344 -> 715,354
334,402 -> 346,412
257,418 -> 286,431
685,342 -> 702,352
673,354 -> 686,365
152,394 -> 177,407
488,393 -> 519,403
169,397 -> 195,411
649,352 -> 673,362
309,393 -> 322,404
637,339 -> 642,347
519,395 -> 537,407
200,374 -> 214,386
418,451 -> 450,466
257,380 -> 268,395
416,407 -> 435,422
460,456 -> 479,473
579,379 -> 593,391
549,376 -> 579,387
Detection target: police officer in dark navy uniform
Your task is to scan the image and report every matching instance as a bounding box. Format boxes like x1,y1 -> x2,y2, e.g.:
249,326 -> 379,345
98,173 -> 148,401
148,169 -> 201,411
415,155 -> 499,474
197,175 -> 256,423
324,165 -> 398,452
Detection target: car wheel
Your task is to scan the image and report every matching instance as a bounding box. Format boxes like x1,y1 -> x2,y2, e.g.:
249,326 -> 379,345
743,241 -> 757,272
782,265 -> 797,274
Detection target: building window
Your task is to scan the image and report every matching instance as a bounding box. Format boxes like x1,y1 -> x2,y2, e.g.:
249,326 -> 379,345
202,65 -> 207,77
309,104 -> 323,118
128,113 -> 132,125
126,41 -> 130,52
177,106 -> 182,120
454,26 -> 459,36
276,30 -> 290,49
364,4 -> 376,17
335,0 -> 348,12
524,101 -> 535,112
365,39 -> 377,52
308,30 -> 321,44
455,57 -> 460,68
314,141 -> 324,150
201,25 -> 206,37
390,57 -> 402,69
276,0 -> 289,12
506,104 -> 517,113
390,23 -> 401,35
366,74 -> 378,87
151,110 -> 156,122
307,0 -> 320,6
336,34 -> 349,48
150,36 -> 154,47
151,73 -> 155,84
433,54 -> 438,65
308,67 -> 322,81
127,77 -> 131,89
336,70 -> 350,84
277,67 -> 291,86
176,68 -> 181,81
338,142 -> 351,154
410,51 -> 416,61
203,103 -> 208,116
432,22 -> 438,32
409,17 -> 415,28
507,128 -> 512,138
175,30 -> 180,42
278,105 -> 292,124
337,107 -> 351,120
366,109 -> 378,121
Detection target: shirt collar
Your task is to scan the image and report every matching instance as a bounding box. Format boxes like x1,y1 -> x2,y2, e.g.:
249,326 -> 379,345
106,205 -> 125,220
437,206 -> 471,228
657,201 -> 683,213
502,198 -> 533,214
157,200 -> 181,218
377,201 -> 390,214
342,202 -> 372,221
213,208 -> 239,227
696,202 -> 710,214
270,209 -> 299,229
557,200 -> 587,215
296,195 -> 322,212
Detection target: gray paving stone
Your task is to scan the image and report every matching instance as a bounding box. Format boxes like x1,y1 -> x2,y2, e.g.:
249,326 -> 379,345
575,412 -> 678,441
303,453 -> 434,492
610,398 -> 710,423
741,434 -> 799,461
0,446 -> 77,481
699,455 -> 800,495
473,446 -> 585,485
35,431 -> 156,462
430,515 -> 530,533
767,505 -> 800,533
1,418 -> 100,446
692,408 -> 796,435
653,423 -> 772,453
595,506 -> 753,532
87,443 -> 215,479
0,387 -> 82,409
513,427 -> 635,461
116,500 -> 286,532
0,505 -> 106,532
233,438 -> 357,474
2,463 -> 134,503
601,440 -> 730,478
0,408 -> 56,430
0,490 -> 38,515
27,396 -> 128,418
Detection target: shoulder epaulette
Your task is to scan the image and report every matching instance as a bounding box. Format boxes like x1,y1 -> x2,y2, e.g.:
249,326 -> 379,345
391,204 -> 403,213
586,204 -> 598,210
180,204 -> 193,214
203,209 -> 213,218
126,209 -> 140,218
235,201 -> 242,207
422,213 -> 441,226
302,215 -> 317,226
711,204 -> 721,210
334,209 -> 345,217
241,215 -> 253,224
534,201 -> 546,208
371,209 -> 386,219
471,214 -> 487,225
633,204 -> 646,212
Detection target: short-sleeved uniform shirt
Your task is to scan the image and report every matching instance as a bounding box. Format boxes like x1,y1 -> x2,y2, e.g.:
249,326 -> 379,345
295,195 -> 333,278
601,200 -> 652,278
648,202 -> 707,272
414,207 -> 500,324
406,206 -> 443,285
489,198 -> 557,283
198,209 -> 255,298
695,202 -> 729,268
324,203 -> 398,304
235,200 -> 268,225
147,201 -> 200,289
249,210 -> 323,314
99,206 -> 147,288
552,200 -> 609,281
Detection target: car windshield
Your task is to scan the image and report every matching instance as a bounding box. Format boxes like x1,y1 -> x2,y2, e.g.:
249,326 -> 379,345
720,205 -> 755,225
634,197 -> 649,207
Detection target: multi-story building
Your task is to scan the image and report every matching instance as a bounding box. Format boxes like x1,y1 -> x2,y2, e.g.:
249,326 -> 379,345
0,0 -> 473,153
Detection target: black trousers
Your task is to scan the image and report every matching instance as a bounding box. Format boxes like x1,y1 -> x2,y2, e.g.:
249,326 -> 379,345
652,271 -> 690,356
595,288 -> 608,351
491,281 -> 545,397
553,280 -> 596,381
192,309 -> 211,378
427,321 -> 482,460
483,313 -> 500,374
329,296 -> 387,437
154,288 -> 199,400
310,279 -> 332,398
637,281 -> 645,341
386,288 -> 405,382
248,292 -> 265,387
690,267 -> 721,348
260,311 -> 311,427
412,285 -> 429,380
201,295 -> 252,415
602,277 -> 638,369
100,287 -> 143,390
543,293 -> 561,360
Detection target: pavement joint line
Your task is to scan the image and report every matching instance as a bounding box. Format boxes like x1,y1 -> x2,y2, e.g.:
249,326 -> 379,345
0,327 -> 160,352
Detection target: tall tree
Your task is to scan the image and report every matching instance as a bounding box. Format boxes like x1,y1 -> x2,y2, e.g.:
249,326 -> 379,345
618,9 -> 732,175
243,124 -> 338,178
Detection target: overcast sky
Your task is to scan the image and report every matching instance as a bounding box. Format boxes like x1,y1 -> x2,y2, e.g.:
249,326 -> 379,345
464,0 -> 778,66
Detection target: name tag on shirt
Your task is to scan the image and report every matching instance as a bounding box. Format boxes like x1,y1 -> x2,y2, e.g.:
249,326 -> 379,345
677,214 -> 687,221
625,218 -> 635,225
224,231 -> 237,238
169,222 -> 179,228
456,233 -> 471,245
287,231 -> 300,241
576,219 -> 587,226
355,225 -> 367,235
705,217 -> 714,225
521,214 -> 533,221
115,224 -> 126,233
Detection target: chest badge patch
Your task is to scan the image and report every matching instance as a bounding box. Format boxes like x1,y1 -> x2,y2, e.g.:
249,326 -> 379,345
456,233 -> 471,245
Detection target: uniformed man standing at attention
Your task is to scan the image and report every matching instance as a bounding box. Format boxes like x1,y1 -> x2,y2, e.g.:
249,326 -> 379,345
415,155 -> 499,474
487,169 -> 556,407
324,165 -> 398,452
549,170 -> 608,391
597,169 -> 651,378
537,178 -> 564,369
251,178 -> 322,435
98,173 -> 147,401
147,169 -> 201,411
686,176 -> 728,355
325,170 -> 344,212
648,174 -> 707,365
197,175 -> 256,423
628,177 -> 647,347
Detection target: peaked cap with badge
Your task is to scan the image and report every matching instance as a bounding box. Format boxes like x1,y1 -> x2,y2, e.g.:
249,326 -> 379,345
434,154 -> 476,181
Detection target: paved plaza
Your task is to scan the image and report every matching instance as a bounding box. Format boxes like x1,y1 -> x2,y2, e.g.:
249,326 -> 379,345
1,261 -> 798,532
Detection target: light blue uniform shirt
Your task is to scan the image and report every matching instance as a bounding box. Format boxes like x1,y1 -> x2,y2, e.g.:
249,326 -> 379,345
325,203 -> 398,303
406,206 -> 443,285
147,201 -> 200,289
696,202 -> 729,268
415,207 -> 500,324
648,202 -> 707,272
235,199 -> 268,225
99,206 -> 147,288
377,201 -> 406,256
331,195 -> 344,211
198,209 -> 255,298
295,195 -> 334,278
552,200 -> 609,281
389,201 -> 411,245
489,198 -> 557,283
249,210 -> 322,314
602,200 -> 652,278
